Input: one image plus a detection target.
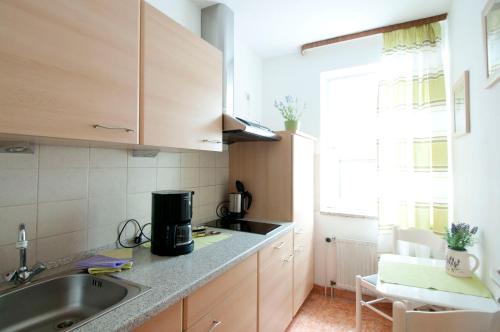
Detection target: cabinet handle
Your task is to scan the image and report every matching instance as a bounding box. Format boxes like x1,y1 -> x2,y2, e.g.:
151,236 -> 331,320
273,241 -> 285,249
282,254 -> 294,263
202,139 -> 222,144
209,320 -> 222,331
93,124 -> 135,132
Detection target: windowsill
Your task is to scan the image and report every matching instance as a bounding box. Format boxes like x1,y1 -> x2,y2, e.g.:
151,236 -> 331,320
319,210 -> 378,220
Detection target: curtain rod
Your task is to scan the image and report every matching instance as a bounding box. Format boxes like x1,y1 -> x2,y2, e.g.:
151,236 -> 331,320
300,13 -> 447,54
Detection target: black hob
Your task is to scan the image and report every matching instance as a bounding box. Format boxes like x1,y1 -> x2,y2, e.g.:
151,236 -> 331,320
204,219 -> 280,235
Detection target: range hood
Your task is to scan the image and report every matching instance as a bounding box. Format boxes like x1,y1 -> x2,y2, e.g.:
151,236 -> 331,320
201,4 -> 280,144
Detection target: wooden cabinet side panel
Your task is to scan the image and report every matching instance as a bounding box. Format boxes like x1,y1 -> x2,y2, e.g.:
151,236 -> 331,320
0,0 -> 140,143
141,4 -> 222,151
134,301 -> 182,332
183,254 -> 257,329
228,135 -> 293,221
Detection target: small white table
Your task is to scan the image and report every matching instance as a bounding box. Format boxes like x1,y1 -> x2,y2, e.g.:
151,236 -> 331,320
376,254 -> 499,312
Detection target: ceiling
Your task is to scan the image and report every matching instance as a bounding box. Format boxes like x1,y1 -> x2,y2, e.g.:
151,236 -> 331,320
193,0 -> 452,58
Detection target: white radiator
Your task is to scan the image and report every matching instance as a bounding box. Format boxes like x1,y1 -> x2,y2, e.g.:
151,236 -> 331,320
333,238 -> 378,291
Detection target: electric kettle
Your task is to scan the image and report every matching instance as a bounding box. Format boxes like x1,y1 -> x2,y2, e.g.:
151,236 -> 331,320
228,180 -> 252,219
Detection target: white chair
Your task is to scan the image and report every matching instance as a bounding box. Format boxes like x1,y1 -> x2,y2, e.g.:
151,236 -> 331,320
392,301 -> 500,332
355,226 -> 446,332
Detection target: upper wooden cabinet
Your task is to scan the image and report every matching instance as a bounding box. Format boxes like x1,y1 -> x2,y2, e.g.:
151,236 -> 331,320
0,0 -> 140,144
141,3 -> 223,152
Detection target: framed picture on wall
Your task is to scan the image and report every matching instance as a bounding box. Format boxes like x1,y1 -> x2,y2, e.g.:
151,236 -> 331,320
483,0 -> 500,88
453,71 -> 470,137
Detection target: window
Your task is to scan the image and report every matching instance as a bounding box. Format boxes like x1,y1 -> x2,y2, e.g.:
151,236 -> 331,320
320,64 -> 379,217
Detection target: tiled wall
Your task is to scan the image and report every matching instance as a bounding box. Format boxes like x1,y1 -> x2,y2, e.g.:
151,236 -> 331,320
0,144 -> 229,274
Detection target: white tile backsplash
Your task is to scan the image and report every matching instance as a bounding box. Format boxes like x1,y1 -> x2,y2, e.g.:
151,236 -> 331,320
37,199 -> 88,238
157,152 -> 181,167
89,168 -> 127,197
38,168 -> 88,202
199,151 -> 216,168
181,167 -> 200,188
199,167 -> 216,186
127,168 -> 156,194
88,195 -> 126,229
126,192 -> 152,223
0,205 -> 37,246
0,144 -> 229,274
37,230 -> 87,262
181,152 -> 199,167
157,168 -> 181,190
0,169 -> 38,207
39,145 -> 89,169
90,147 -> 127,168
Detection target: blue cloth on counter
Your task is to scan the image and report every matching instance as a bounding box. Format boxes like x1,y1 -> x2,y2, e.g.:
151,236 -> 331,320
75,255 -> 132,269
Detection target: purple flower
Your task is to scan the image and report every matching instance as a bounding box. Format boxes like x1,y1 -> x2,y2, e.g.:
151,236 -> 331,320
471,226 -> 478,234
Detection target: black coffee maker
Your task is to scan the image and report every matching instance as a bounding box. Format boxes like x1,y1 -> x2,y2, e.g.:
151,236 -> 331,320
151,190 -> 194,256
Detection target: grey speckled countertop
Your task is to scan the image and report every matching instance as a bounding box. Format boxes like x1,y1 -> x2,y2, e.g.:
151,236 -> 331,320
74,221 -> 294,332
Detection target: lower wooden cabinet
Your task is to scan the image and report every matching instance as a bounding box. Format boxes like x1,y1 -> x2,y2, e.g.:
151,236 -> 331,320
258,231 -> 294,332
133,230 -> 312,332
134,300 -> 182,332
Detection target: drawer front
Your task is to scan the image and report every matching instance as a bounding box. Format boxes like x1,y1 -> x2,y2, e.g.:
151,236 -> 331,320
259,231 -> 293,271
186,272 -> 257,332
184,254 -> 257,329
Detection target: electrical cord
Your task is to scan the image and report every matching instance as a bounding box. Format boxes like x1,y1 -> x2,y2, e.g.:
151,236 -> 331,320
216,201 -> 229,219
117,219 -> 151,248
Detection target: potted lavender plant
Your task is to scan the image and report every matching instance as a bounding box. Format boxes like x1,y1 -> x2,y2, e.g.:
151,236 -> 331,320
274,95 -> 305,133
445,222 -> 480,277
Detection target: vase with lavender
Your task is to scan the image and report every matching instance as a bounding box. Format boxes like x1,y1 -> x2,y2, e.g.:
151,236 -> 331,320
444,222 -> 479,277
274,95 -> 305,133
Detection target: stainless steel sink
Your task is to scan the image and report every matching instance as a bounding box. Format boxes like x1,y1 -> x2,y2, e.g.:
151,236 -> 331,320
0,272 -> 150,332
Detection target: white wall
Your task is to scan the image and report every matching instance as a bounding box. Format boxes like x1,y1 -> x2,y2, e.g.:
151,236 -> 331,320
146,0 -> 201,36
261,35 -> 383,286
448,0 -> 500,300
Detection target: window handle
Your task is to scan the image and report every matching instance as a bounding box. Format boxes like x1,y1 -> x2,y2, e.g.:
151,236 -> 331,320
209,320 -> 222,331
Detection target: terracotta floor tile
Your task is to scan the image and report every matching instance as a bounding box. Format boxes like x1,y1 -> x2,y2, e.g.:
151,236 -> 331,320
287,291 -> 392,332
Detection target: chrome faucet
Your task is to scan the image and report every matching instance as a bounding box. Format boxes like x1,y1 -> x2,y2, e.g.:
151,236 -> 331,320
4,224 -> 46,284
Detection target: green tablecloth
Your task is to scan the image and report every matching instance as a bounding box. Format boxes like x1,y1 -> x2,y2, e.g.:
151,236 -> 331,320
379,261 -> 492,298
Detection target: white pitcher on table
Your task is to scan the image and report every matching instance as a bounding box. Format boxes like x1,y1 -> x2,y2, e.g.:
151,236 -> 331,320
444,222 -> 480,278
445,248 -> 480,277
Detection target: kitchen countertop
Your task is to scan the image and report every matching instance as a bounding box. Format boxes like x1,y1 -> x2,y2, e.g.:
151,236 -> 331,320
74,221 -> 294,332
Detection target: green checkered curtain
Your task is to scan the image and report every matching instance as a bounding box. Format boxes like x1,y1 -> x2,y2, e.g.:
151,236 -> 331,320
377,23 -> 449,234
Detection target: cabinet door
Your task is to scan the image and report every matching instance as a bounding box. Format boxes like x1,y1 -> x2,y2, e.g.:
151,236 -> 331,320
0,0 -> 139,143
141,3 -> 223,151
134,301 -> 182,332
293,231 -> 314,315
258,231 -> 294,332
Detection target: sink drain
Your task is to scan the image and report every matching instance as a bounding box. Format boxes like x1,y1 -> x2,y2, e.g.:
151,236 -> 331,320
55,319 -> 75,330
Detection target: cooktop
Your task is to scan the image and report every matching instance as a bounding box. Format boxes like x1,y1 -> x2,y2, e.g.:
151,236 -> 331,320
204,219 -> 280,235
